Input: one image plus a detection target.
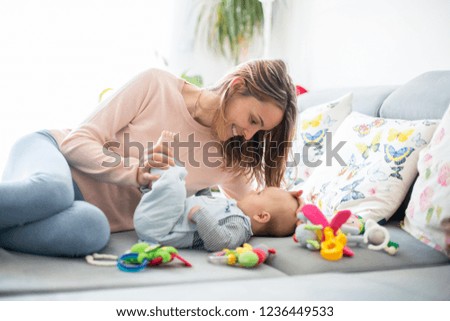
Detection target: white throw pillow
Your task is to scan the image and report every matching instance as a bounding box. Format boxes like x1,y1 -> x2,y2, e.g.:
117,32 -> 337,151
284,93 -> 352,190
402,104 -> 450,256
302,111 -> 439,223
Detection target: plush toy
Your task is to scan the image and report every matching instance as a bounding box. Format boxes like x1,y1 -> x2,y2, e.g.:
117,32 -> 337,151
294,204 -> 354,259
341,213 -> 366,235
117,243 -> 192,272
320,226 -> 348,261
294,205 -> 400,258
208,243 -> 276,268
345,219 -> 399,255
85,242 -> 192,272
294,223 -> 322,250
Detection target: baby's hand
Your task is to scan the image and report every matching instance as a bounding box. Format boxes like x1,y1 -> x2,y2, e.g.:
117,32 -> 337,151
188,206 -> 202,222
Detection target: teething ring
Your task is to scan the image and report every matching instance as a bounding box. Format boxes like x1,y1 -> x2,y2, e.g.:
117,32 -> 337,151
364,219 -> 390,251
117,253 -> 148,272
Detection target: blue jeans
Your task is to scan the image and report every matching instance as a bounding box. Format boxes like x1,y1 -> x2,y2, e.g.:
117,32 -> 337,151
0,131 -> 110,257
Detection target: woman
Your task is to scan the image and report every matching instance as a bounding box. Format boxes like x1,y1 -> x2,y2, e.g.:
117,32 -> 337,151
0,59 -> 298,257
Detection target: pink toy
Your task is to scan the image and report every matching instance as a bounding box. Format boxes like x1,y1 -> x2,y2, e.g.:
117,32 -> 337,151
296,204 -> 355,258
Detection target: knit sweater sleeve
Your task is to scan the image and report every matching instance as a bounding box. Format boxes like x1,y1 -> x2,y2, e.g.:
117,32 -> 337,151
191,208 -> 251,252
60,69 -> 156,187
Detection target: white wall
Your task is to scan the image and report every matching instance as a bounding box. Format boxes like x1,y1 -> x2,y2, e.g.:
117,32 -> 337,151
0,0 -> 175,172
165,0 -> 233,86
271,0 -> 450,89
1,0 -> 449,173
168,0 -> 264,86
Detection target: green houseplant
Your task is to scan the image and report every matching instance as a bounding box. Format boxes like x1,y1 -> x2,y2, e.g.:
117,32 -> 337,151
197,0 -> 264,64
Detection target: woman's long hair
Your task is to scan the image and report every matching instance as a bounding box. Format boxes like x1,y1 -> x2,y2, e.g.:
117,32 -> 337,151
210,59 -> 297,188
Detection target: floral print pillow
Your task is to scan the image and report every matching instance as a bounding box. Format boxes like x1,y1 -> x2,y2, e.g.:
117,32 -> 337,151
302,112 -> 439,223
284,93 -> 353,190
402,104 -> 450,256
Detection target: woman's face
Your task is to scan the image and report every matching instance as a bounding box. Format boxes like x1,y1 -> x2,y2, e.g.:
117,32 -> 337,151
221,94 -> 284,141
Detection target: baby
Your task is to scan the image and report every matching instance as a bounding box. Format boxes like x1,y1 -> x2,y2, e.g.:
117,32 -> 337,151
134,131 -> 300,252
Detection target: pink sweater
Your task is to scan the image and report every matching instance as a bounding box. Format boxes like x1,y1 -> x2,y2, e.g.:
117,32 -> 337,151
50,69 -> 253,232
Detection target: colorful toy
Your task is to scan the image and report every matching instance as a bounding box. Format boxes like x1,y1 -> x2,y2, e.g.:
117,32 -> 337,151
118,243 -> 192,272
320,226 -> 348,261
293,204 -> 400,259
345,218 -> 399,255
85,242 -> 192,272
208,243 -> 276,268
341,213 -> 366,235
293,223 -> 322,250
294,204 -> 354,260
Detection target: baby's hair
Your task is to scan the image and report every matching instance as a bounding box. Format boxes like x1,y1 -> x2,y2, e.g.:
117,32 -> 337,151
264,212 -> 297,237
262,193 -> 298,237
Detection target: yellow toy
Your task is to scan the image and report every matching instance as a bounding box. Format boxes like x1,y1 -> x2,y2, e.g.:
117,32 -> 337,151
320,227 -> 348,261
294,204 -> 353,260
208,243 -> 276,268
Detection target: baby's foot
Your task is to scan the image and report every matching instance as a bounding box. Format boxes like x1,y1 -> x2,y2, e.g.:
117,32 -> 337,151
153,130 -> 177,166
155,130 -> 176,150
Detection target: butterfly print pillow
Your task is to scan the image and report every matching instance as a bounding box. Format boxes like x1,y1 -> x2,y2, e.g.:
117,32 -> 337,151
302,112 -> 439,223
285,93 -> 353,190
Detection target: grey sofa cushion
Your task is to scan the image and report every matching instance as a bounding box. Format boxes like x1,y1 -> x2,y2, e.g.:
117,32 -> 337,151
8,266 -> 449,301
0,231 -> 285,296
4,224 -> 447,297
297,86 -> 397,116
380,70 -> 450,120
250,222 -> 449,276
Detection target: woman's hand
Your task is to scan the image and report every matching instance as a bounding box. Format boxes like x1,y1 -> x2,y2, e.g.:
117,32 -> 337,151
290,190 -> 305,215
137,141 -> 176,187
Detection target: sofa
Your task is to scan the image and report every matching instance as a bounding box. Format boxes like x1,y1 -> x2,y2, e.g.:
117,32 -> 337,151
1,71 -> 449,301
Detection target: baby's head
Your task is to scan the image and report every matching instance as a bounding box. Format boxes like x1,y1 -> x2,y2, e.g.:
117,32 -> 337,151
236,187 -> 299,237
